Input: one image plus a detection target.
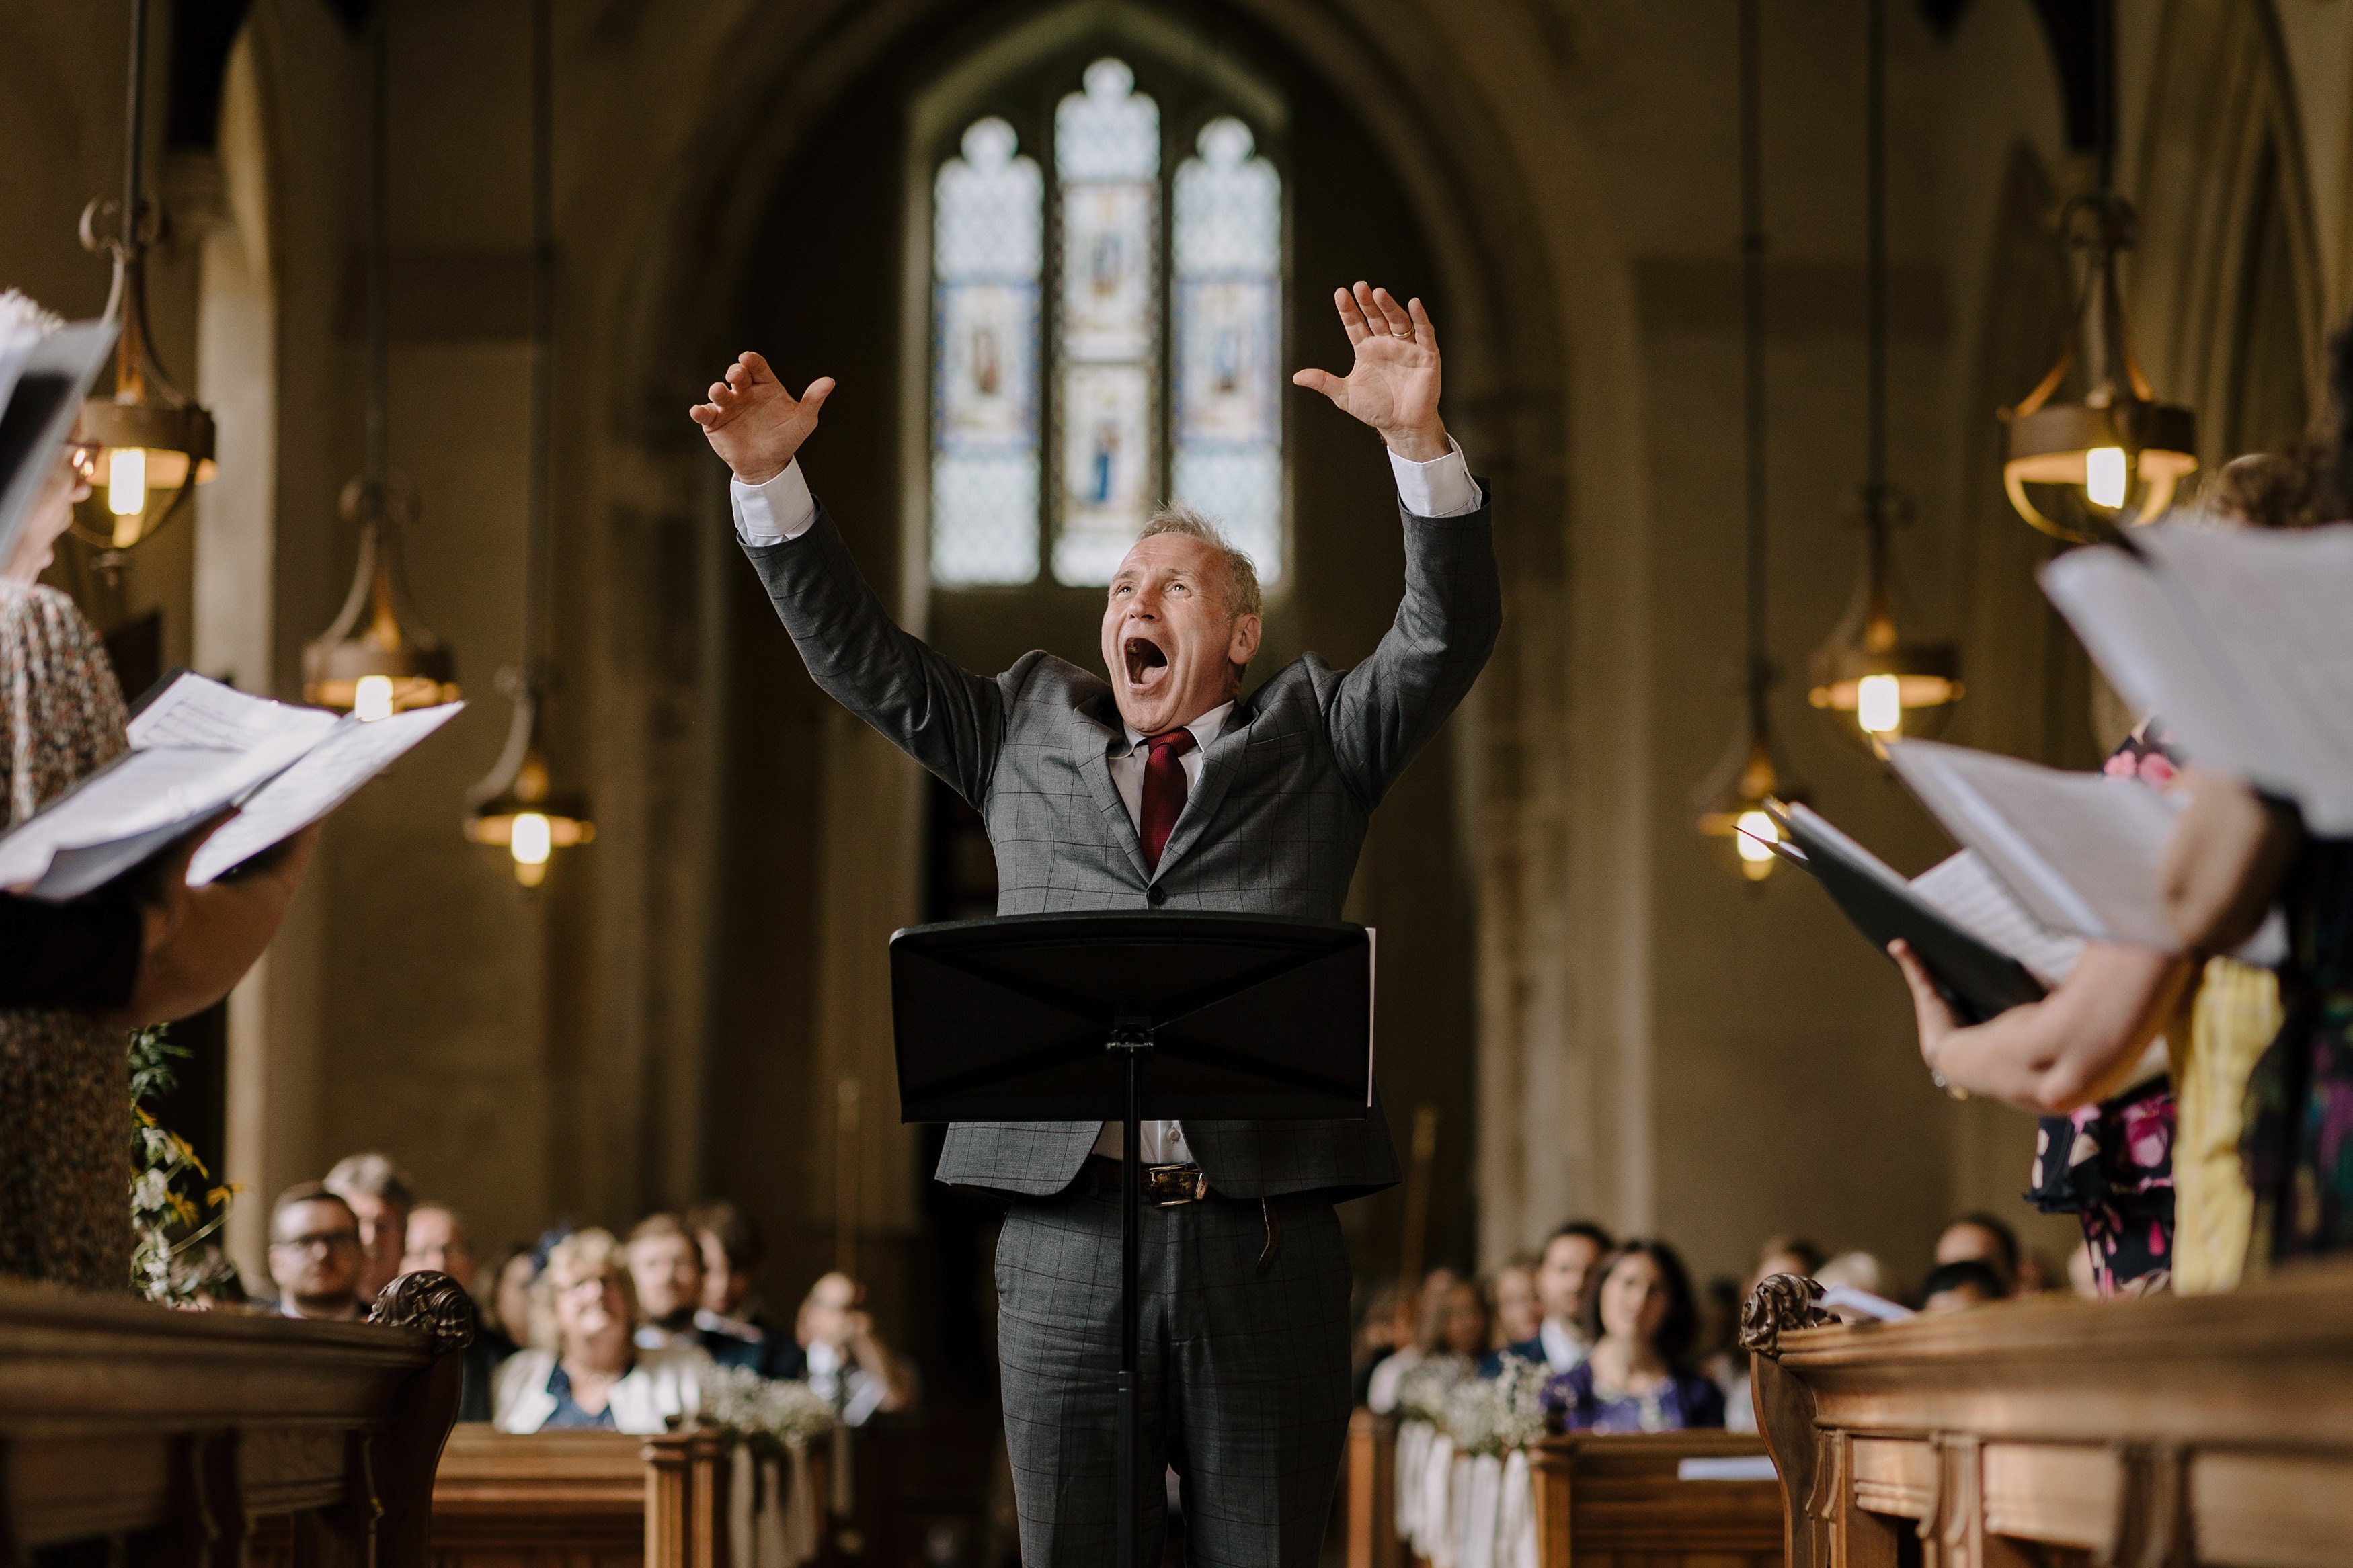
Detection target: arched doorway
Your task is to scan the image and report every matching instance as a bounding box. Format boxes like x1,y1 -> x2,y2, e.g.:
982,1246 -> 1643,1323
592,5 -> 1566,1542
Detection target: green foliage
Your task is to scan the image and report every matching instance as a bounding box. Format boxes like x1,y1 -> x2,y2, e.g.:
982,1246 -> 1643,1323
127,1024 -> 240,1303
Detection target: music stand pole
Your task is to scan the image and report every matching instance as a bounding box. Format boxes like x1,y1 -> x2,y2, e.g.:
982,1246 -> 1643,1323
1111,1017 -> 1149,1568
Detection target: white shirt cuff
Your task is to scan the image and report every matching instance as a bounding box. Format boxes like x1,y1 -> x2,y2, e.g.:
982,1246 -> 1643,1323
1388,436 -> 1480,518
730,460 -> 817,544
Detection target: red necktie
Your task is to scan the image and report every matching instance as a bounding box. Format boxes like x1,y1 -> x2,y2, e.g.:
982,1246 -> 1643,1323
1139,729 -> 1199,872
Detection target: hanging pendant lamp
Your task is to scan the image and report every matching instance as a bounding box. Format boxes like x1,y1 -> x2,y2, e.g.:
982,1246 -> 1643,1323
302,1 -> 457,718
1999,0 -> 2196,542
465,0 -> 592,887
69,0 -> 216,556
1808,0 -> 1961,754
1694,0 -> 1802,884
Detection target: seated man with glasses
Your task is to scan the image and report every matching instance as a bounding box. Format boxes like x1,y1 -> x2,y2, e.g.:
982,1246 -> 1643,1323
267,1184 -> 366,1321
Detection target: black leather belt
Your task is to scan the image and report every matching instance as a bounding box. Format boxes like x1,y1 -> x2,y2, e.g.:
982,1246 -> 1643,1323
1074,1156 -> 1285,1273
1080,1154 -> 1210,1206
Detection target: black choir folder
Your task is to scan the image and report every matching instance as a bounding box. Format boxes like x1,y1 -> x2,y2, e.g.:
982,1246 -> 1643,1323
0,670 -> 461,901
1766,801 -> 2053,1024
0,317 -> 116,571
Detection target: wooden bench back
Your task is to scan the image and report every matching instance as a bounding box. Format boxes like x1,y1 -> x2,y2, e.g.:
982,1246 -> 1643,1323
0,1273 -> 469,1568
1743,1259 -> 2353,1568
1529,1431 -> 1782,1568
1344,1409 -> 1784,1568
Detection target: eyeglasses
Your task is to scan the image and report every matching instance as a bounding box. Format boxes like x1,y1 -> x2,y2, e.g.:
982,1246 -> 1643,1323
272,1230 -> 362,1254
66,444 -> 101,485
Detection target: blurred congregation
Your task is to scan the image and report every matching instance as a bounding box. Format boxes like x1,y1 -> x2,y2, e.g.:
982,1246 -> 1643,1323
244,1153 -> 912,1434
1361,1210 -> 2107,1440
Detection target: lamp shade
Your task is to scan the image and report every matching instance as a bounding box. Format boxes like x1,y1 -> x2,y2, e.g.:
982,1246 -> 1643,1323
1693,677 -> 1803,884
301,479 -> 458,714
2001,195 -> 2197,542
1806,490 -> 1961,753
68,212 -> 214,552
464,677 -> 592,888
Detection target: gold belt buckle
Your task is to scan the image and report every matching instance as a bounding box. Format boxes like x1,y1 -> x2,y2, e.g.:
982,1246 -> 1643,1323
1144,1163 -> 1208,1207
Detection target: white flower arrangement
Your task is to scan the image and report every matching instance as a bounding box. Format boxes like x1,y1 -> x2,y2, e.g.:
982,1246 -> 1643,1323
699,1363 -> 837,1452
1442,1353 -> 1551,1456
1395,1352 -> 1474,1427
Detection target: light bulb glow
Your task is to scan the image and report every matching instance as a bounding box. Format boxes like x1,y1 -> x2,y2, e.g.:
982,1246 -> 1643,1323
352,675 -> 395,723
1856,674 -> 1903,736
1734,809 -> 1778,864
2085,446 -> 2128,509
510,811 -> 552,867
106,447 -> 147,517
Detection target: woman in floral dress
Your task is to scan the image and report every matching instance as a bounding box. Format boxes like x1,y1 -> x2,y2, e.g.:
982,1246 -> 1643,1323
0,294 -> 317,1290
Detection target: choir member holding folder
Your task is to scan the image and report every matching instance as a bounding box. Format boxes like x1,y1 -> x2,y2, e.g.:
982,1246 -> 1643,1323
1808,333 -> 2353,1288
0,292 -> 448,1294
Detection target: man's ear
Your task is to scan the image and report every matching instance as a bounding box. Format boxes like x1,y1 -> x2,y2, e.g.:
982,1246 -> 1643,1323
1228,612 -> 1263,675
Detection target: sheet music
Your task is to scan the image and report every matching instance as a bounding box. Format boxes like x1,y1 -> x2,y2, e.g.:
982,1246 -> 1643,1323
1909,850 -> 2084,986
2042,522 -> 2353,833
1817,1284 -> 1915,1323
187,703 -> 463,884
127,673 -> 338,755
1888,739 -> 2184,949
0,746 -> 257,892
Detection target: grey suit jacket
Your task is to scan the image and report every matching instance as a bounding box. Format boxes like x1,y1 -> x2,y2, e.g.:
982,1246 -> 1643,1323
742,489 -> 1501,1201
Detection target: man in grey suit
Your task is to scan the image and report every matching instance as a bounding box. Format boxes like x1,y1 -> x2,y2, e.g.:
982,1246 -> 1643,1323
692,282 -> 1499,1566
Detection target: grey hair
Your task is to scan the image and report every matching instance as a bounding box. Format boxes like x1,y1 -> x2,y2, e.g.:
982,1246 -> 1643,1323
324,1151 -> 416,1212
1137,504 -> 1263,621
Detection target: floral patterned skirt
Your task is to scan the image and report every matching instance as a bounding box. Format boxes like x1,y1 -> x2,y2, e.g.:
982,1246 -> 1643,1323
0,1008 -> 131,1291
2026,1077 -> 2176,1296
2243,838 -> 2353,1266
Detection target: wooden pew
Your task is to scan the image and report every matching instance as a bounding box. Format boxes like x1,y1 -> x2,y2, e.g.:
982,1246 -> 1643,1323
1529,1431 -> 1782,1568
428,1429 -> 644,1568
1742,1260 -> 2353,1568
1344,1407 -> 1402,1568
0,1271 -> 470,1568
425,1425 -> 831,1568
1349,1409 -> 1781,1568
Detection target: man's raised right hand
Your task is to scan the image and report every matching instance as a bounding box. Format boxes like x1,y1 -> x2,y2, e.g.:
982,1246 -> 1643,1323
689,351 -> 834,485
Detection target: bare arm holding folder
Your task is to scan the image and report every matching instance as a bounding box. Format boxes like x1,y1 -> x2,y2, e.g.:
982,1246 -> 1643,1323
1888,936 -> 2190,1114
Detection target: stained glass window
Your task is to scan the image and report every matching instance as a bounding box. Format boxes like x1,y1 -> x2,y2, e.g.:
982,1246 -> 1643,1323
931,118 -> 1043,587
1172,117 -> 1283,585
1052,60 -> 1162,585
927,59 -> 1284,591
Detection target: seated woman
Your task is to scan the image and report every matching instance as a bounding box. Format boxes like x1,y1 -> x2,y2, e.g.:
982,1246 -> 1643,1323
1542,1240 -> 1724,1433
493,1229 -> 708,1434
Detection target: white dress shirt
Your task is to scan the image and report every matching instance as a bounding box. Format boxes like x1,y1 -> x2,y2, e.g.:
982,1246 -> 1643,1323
805,1337 -> 890,1426
729,437 -> 1481,544
728,437 -> 1482,1168
1538,1317 -> 1590,1374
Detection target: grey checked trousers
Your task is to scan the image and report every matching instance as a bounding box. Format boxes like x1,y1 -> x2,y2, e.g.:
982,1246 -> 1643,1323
995,1186 -> 1353,1567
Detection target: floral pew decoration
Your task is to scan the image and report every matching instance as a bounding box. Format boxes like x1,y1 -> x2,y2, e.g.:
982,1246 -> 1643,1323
699,1365 -> 838,1568
1392,1356 -> 1546,1568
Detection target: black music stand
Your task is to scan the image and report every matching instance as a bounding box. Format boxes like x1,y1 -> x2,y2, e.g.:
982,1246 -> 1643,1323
889,911 -> 1376,1568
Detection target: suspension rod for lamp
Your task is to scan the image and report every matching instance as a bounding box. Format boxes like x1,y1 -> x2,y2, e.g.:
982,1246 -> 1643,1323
120,0 -> 149,282
1865,0 -> 1886,512
366,1 -> 389,487
1738,0 -> 1768,698
526,0 -> 554,680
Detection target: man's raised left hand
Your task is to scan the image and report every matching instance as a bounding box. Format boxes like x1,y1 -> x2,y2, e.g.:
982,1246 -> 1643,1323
1291,282 -> 1448,462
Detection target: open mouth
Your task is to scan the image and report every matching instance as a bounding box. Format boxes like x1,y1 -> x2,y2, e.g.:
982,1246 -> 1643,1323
1123,635 -> 1169,688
